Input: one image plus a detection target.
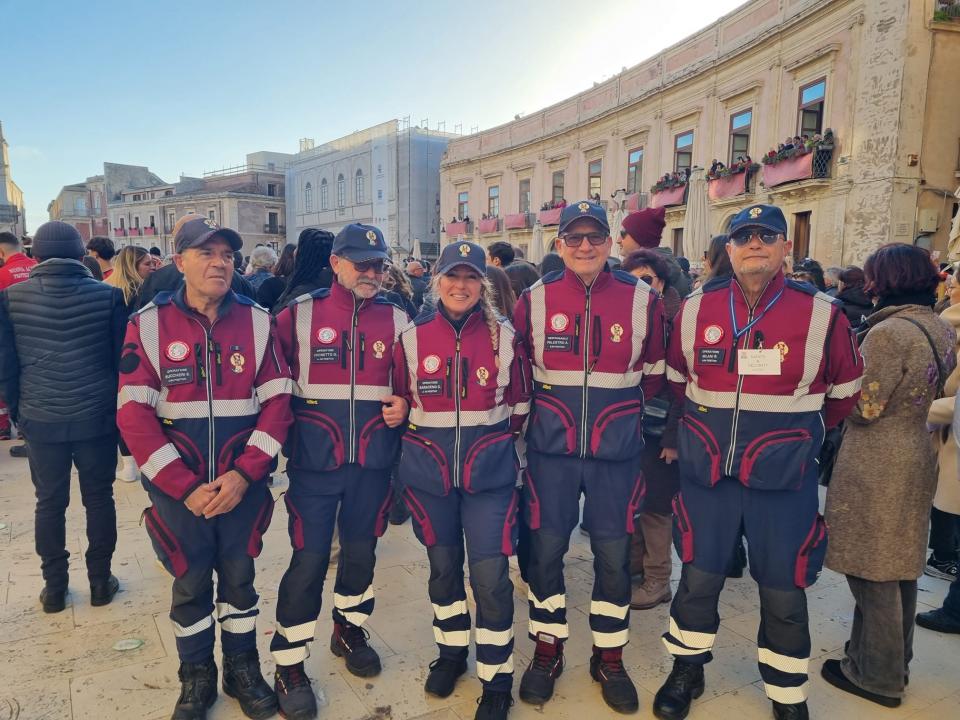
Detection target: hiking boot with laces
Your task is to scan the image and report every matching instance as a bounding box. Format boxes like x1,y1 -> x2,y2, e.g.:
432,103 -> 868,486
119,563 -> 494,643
474,689 -> 513,720
330,621 -> 382,677
222,649 -> 278,720
274,662 -> 317,720
518,632 -> 564,705
772,700 -> 809,720
424,655 -> 468,697
653,659 -> 704,720
172,659 -> 218,720
590,647 -> 639,714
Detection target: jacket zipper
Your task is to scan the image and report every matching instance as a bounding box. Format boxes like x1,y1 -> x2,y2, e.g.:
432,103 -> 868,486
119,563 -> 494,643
454,333 -> 463,487
189,317 -> 217,484
348,297 -> 360,463
724,285 -> 762,475
580,285 -> 593,458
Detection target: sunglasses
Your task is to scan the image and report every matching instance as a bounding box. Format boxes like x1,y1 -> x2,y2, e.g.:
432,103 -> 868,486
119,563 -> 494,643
352,259 -> 387,273
730,231 -> 782,246
561,232 -> 608,248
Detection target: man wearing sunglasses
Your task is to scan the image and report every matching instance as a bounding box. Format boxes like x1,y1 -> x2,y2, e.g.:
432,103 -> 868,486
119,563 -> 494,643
271,223 -> 411,720
654,204 -> 863,720
513,200 -> 666,714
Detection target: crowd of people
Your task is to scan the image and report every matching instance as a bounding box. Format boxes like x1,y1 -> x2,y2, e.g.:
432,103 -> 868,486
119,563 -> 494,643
0,198 -> 958,720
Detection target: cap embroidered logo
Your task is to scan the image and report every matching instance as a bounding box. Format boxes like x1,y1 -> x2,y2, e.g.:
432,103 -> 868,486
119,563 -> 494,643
749,207 -> 763,219
578,202 -> 590,212
366,229 -> 378,245
458,243 -> 471,257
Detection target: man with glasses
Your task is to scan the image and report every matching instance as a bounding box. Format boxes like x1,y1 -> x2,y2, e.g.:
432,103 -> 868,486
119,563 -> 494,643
270,223 -> 410,720
512,200 -> 666,714
654,204 -> 863,720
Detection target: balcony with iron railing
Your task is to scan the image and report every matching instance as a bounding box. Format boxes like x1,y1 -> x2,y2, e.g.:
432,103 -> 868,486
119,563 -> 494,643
263,224 -> 286,234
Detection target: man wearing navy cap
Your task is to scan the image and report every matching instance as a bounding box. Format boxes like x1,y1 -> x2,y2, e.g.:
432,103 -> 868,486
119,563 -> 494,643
654,204 -> 863,720
512,200 -> 666,713
270,223 -> 411,719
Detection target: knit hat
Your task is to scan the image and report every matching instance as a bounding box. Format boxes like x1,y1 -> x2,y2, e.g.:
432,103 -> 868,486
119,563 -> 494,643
621,207 -> 666,249
32,221 -> 86,261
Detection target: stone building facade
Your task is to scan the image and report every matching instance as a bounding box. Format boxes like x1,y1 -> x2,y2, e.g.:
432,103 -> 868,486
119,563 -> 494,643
0,121 -> 28,238
440,0 -> 960,266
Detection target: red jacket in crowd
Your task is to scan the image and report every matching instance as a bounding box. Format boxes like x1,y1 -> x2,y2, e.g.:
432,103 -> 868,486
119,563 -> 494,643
0,252 -> 37,290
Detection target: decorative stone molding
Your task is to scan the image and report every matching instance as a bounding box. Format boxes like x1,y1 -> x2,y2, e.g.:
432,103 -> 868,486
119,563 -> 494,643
784,43 -> 841,74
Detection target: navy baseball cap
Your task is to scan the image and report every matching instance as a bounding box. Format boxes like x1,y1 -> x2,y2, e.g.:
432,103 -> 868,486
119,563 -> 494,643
175,217 -> 243,253
729,204 -> 788,238
436,241 -> 486,276
332,223 -> 389,262
558,200 -> 610,235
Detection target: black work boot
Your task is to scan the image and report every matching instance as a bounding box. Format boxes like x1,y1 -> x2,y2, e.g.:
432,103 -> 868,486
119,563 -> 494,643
389,495 -> 410,525
474,689 -> 513,720
221,649 -> 279,720
39,585 -> 67,614
518,632 -> 564,705
590,647 -> 639,713
274,662 -> 317,720
90,575 -> 120,607
330,621 -> 382,677
772,700 -> 809,719
653,659 -> 704,720
172,659 -> 218,720
424,655 -> 468,697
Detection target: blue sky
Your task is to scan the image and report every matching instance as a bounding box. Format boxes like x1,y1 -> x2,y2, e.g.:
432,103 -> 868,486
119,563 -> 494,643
2,0 -> 745,232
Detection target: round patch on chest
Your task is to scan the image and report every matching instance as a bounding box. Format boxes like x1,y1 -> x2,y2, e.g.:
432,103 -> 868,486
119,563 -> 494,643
550,313 -> 570,332
703,325 -> 724,345
316,327 -> 338,345
422,354 -> 442,374
165,341 -> 191,362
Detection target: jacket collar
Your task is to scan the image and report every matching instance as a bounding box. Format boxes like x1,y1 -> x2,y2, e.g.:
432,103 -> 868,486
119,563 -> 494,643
561,266 -> 611,293
32,258 -> 91,277
172,284 -> 237,323
730,269 -> 786,312
330,278 -> 372,312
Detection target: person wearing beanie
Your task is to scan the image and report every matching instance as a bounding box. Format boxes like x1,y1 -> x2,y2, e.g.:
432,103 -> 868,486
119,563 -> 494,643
0,220 -> 128,614
619,207 -> 692,298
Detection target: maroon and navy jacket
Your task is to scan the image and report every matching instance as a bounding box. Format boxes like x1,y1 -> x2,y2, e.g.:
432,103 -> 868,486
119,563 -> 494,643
117,289 -> 294,501
392,305 -> 531,496
513,268 -> 666,461
666,271 -> 863,491
275,281 -> 410,473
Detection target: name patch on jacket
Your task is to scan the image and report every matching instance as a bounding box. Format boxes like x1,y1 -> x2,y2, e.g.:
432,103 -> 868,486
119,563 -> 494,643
162,366 -> 194,386
312,346 -> 340,363
545,334 -> 573,352
417,379 -> 444,396
696,348 -> 726,366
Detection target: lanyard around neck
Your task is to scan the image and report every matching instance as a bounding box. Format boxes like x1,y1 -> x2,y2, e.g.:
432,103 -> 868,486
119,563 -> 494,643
729,283 -> 784,342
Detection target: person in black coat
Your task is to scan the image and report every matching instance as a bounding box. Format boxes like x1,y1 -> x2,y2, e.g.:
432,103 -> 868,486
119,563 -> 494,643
264,228 -> 335,313
836,266 -> 874,328
0,221 -> 128,613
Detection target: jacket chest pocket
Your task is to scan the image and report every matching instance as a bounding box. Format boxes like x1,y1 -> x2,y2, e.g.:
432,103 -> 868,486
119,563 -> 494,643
290,410 -> 345,472
677,415 -> 722,487
738,429 -> 812,490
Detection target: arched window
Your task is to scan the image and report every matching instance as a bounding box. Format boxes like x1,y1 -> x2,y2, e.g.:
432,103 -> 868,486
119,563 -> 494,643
355,169 -> 365,204
320,179 -> 329,210
337,174 -> 346,208
304,182 -> 313,212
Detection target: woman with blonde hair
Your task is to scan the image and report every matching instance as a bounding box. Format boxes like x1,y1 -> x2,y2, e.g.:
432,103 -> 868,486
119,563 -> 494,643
392,241 -> 531,718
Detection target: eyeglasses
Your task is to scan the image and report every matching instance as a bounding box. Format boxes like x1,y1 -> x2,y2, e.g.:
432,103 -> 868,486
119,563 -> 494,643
619,230 -> 628,239
638,274 -> 655,285
561,232 -> 608,248
730,231 -> 782,246
353,259 -> 387,273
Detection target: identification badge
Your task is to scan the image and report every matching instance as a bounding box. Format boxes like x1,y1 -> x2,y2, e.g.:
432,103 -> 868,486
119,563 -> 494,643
417,379 -> 444,396
162,365 -> 194,386
312,346 -> 340,363
737,349 -> 781,376
697,348 -> 726,366
545,334 -> 572,352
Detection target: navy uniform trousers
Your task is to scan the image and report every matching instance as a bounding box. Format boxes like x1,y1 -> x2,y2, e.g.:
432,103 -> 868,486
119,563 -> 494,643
523,451 -> 645,649
270,464 -> 391,666
663,473 -> 827,705
405,483 -> 519,693
144,480 -> 274,664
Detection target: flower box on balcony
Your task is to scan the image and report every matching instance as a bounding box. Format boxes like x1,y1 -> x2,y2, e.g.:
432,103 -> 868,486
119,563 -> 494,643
538,208 -> 563,226
445,221 -> 472,236
708,172 -> 749,201
143,227 -> 156,236
504,213 -> 532,230
478,218 -> 500,234
624,193 -> 643,212
650,185 -> 687,209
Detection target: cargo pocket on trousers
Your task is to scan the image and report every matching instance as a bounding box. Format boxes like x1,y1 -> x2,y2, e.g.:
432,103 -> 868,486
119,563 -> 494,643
794,514 -> 828,588
246,492 -> 275,558
501,490 -> 520,556
625,475 -> 646,534
671,493 -> 695,563
284,493 -> 306,551
521,469 -> 541,531
143,506 -> 189,578
403,488 -> 437,547
373,488 -> 394,538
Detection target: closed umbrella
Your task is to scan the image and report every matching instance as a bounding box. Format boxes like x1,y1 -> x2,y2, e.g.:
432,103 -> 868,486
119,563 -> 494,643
682,167 -> 710,261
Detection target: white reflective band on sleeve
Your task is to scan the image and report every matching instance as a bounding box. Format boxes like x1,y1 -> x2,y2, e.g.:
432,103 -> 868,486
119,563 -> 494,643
827,377 -> 862,399
529,282 -> 547,370
680,293 -> 704,388
592,628 -> 629,648
666,365 -> 686,383
257,377 -> 293,404
172,614 -> 214,638
252,308 -> 271,375
333,587 -> 375,609
643,360 -> 666,376
495,323 -> 515,406
663,637 -> 710,656
409,405 -> 512,428
392,307 -> 410,342
477,657 -> 515,681
528,591 -> 566,612
512,401 -> 531,416
763,682 -> 809,704
221,614 -> 257,634
433,627 -> 470,646
157,397 -> 260,419
528,620 -> 569,639
630,285 -> 650,370
590,600 -> 629,620
248,430 -> 282,458
758,648 -> 809,675
141,443 -> 182,479
669,618 -> 716,650
432,600 -> 468,621
533,367 -> 642,389
272,647 -> 308,665
118,385 -> 160,409
475,627 -> 514,647
402,325 -> 422,416
276,620 -> 316,643
138,305 -> 162,377
294,384 -> 392,402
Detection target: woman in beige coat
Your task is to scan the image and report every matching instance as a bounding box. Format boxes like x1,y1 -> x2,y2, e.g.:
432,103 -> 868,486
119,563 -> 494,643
821,244 -> 956,708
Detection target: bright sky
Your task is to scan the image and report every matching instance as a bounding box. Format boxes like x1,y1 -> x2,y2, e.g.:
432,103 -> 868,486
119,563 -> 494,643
2,0 -> 746,232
